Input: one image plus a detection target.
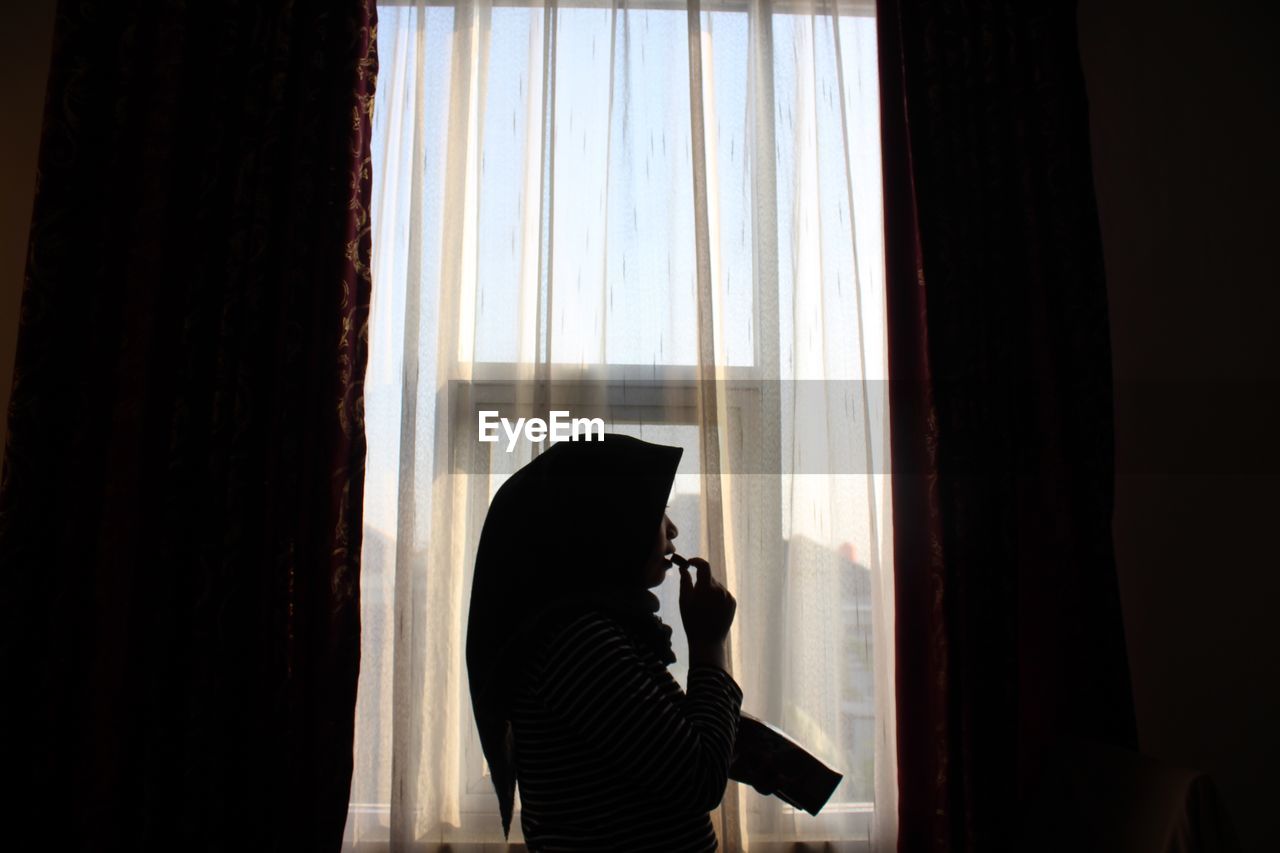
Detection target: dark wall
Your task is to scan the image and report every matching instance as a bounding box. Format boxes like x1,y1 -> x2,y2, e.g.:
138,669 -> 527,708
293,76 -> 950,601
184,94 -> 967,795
0,0 -> 57,453
1078,1 -> 1280,850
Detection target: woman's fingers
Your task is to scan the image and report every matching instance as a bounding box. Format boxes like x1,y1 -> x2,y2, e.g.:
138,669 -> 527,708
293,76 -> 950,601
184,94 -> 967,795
678,556 -> 736,645
686,556 -> 712,587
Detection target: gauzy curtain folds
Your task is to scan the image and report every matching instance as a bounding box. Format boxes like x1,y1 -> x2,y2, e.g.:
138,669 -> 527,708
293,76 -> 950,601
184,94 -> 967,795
0,2 -> 378,850
877,0 -> 1138,850
348,0 -> 896,850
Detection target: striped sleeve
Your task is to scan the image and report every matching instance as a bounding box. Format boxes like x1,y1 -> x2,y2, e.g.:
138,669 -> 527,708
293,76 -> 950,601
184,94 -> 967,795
533,611 -> 744,814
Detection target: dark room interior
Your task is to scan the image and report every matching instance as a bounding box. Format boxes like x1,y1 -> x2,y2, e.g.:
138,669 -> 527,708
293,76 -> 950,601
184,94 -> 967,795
2,1 -> 1276,851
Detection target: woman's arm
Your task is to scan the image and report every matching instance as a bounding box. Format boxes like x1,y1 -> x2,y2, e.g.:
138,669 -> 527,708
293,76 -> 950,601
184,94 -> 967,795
534,611 -> 743,814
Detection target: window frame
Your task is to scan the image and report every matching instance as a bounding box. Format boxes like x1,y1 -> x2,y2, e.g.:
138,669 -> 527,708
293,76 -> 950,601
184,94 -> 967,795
359,0 -> 886,846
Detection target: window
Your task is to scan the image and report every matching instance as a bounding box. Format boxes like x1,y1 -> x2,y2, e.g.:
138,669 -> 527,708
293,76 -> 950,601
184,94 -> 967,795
345,1 -> 894,849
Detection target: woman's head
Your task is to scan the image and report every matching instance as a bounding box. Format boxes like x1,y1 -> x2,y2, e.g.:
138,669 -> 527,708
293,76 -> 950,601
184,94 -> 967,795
495,434 -> 683,594
467,433 -> 684,668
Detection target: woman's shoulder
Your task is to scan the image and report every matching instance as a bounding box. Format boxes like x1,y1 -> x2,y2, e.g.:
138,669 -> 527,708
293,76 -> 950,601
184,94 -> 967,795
516,607 -> 685,721
521,607 -> 644,684
538,607 -> 637,658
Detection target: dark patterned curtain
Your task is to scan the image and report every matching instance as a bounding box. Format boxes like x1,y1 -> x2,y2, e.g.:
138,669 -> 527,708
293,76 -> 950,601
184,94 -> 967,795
877,1 -> 1137,850
0,1 -> 376,850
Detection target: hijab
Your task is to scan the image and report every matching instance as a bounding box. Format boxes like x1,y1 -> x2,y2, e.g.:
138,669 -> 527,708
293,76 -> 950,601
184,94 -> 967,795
465,433 -> 684,837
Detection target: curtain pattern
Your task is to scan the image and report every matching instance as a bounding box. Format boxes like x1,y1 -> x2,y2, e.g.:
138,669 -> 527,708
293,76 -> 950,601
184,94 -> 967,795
349,0 -> 895,850
0,2 -> 377,849
877,1 -> 1137,850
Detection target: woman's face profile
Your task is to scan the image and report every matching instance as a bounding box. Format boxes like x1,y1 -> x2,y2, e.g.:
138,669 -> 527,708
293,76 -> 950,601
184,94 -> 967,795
640,512 -> 680,588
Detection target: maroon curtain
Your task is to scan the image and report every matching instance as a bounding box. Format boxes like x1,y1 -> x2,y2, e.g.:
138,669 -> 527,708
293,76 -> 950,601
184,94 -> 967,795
0,1 -> 376,849
877,1 -> 1136,850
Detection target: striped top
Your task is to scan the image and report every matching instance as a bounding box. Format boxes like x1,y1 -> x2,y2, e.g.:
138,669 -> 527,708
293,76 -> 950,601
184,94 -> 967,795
511,610 -> 744,851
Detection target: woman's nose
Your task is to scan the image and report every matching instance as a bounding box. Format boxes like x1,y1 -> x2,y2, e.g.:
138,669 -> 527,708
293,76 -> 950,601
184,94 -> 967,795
666,518 -> 678,539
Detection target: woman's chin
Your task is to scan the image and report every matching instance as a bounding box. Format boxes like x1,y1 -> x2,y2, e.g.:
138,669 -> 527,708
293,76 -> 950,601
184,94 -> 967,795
643,565 -> 668,588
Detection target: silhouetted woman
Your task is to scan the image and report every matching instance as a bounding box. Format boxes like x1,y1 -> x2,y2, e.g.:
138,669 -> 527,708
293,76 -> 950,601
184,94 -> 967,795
466,434 -> 741,851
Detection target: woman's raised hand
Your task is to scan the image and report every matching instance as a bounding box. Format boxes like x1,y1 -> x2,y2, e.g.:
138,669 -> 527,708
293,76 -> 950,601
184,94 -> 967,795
678,557 -> 736,669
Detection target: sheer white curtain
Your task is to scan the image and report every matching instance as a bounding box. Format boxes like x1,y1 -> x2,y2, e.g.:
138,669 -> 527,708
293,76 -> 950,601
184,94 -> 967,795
344,0 -> 895,849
